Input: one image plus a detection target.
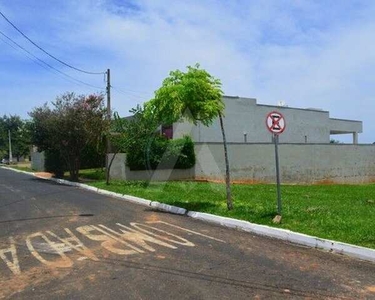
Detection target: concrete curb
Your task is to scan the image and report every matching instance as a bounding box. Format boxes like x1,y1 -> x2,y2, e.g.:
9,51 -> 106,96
2,166 -> 375,264
150,201 -> 187,215
186,211 -> 375,263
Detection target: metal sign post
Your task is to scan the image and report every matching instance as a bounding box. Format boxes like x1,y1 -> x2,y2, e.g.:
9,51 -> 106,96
266,111 -> 286,221
274,133 -> 281,215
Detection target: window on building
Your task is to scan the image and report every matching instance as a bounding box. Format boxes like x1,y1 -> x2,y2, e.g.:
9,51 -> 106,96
161,125 -> 173,139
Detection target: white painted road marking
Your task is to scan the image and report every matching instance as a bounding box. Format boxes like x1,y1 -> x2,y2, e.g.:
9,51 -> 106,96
0,221 -> 224,276
0,237 -> 20,275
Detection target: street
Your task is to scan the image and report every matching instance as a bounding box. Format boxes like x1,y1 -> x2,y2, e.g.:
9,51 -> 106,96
0,168 -> 374,299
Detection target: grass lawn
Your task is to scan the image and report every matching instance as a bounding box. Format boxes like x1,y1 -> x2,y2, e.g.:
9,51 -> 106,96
63,168 -> 106,181
77,168 -> 106,181
84,175 -> 375,249
8,164 -> 33,173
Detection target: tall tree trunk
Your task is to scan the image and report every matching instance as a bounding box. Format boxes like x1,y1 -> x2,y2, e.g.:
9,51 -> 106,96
69,155 -> 80,182
219,113 -> 233,210
74,157 -> 80,182
67,155 -> 74,180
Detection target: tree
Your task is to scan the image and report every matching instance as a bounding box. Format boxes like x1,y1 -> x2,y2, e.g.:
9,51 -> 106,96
106,106 -> 159,184
144,64 -> 233,210
29,92 -> 109,181
330,139 -> 341,144
0,115 -> 31,161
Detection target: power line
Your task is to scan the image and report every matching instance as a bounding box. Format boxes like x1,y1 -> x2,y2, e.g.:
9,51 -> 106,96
111,85 -> 151,97
0,34 -> 100,90
111,86 -> 149,100
0,35 -> 64,76
112,85 -> 150,96
0,10 -> 106,75
0,30 -> 104,90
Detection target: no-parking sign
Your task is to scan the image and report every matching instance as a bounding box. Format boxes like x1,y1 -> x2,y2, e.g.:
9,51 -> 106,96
266,111 -> 286,219
266,111 -> 286,135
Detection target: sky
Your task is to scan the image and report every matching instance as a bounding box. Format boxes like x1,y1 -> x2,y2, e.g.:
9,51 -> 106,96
1,0 -> 375,143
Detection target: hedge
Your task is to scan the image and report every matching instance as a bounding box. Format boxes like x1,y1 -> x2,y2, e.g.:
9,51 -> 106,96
126,135 -> 195,171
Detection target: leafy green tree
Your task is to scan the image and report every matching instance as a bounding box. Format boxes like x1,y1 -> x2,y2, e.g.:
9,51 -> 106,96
113,105 -> 158,155
106,106 -> 158,184
108,107 -> 195,185
144,64 -> 233,210
29,92 -> 109,181
0,115 -> 31,161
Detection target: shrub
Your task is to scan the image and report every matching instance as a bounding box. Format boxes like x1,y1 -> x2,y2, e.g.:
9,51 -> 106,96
80,142 -> 105,169
127,135 -> 195,170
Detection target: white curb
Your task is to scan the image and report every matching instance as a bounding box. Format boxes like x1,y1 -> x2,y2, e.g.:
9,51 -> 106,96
118,194 -> 151,206
187,211 -> 375,263
78,185 -> 98,193
2,166 -> 375,263
150,201 -> 187,215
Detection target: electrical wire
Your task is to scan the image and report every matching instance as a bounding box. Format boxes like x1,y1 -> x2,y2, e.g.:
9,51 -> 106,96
111,85 -> 151,98
0,30 -> 104,90
0,35 -> 74,87
112,85 -> 150,96
0,35 -> 99,90
0,10 -> 106,75
111,86 -> 149,100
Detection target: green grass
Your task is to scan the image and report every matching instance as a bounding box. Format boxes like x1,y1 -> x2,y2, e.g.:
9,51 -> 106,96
63,168 -> 106,181
77,169 -> 375,249
78,168 -> 106,181
8,165 -> 33,172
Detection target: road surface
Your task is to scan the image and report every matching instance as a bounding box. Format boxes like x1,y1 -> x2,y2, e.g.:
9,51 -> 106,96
0,168 -> 374,299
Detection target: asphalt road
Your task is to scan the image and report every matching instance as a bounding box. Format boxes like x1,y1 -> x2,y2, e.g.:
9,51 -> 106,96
0,168 -> 375,299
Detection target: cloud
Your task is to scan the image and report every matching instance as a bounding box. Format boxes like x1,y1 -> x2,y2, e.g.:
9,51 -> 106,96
1,0 -> 375,142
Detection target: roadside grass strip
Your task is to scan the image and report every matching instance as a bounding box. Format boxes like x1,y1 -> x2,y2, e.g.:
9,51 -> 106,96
7,165 -> 34,173
88,179 -> 375,250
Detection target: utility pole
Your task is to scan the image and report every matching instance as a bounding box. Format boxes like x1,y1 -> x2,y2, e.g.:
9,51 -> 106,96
105,69 -> 111,184
8,129 -> 13,163
106,69 -> 111,121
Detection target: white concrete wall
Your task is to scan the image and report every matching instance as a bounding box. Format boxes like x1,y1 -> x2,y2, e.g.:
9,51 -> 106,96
107,154 -> 194,181
31,151 -> 45,172
195,143 -> 375,184
109,143 -> 375,184
329,118 -> 362,133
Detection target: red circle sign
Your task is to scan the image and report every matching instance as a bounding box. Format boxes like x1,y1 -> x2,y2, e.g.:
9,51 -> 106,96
266,111 -> 286,135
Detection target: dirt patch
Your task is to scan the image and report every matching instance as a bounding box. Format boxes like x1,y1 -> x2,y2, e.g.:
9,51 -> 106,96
313,179 -> 337,185
0,266 -> 70,299
88,274 -> 96,282
145,214 -> 161,223
68,215 -> 80,222
34,172 -> 53,179
194,177 -> 266,185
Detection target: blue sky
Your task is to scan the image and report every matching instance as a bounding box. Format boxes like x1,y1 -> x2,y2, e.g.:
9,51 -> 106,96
1,0 -> 375,143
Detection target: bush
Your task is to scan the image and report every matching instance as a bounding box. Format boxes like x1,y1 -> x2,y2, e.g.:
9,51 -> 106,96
45,142 -> 104,178
45,149 -> 65,178
80,142 -> 105,169
127,135 -> 195,170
